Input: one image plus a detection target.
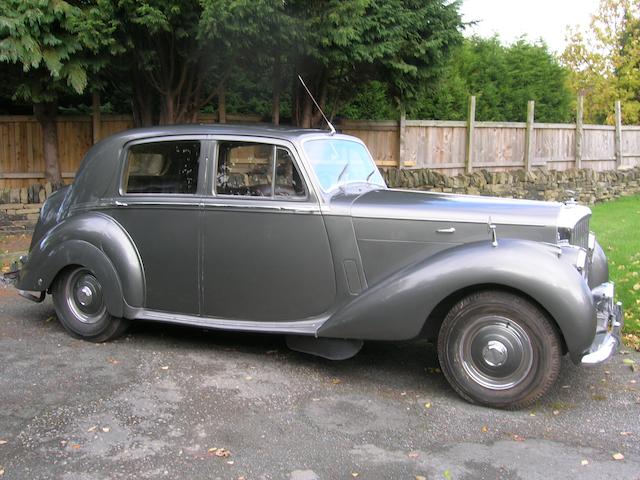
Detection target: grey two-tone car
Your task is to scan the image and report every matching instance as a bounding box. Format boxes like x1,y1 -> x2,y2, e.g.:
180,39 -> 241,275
14,124 -> 623,408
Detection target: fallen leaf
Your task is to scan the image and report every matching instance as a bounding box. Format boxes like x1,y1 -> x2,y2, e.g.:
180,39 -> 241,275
529,412 -> 536,417
632,283 -> 640,291
408,452 -> 420,459
330,378 -> 342,385
244,376 -> 252,381
416,476 -> 427,480
107,358 -> 119,365
400,391 -> 407,396
481,426 -> 488,433
553,410 -> 560,415
0,440 -> 7,445
612,452 -> 624,460
71,444 -> 81,449
226,460 -> 234,465
101,427 -> 110,433
161,366 -> 169,370
622,358 -> 636,365
620,431 -> 632,436
45,316 -> 55,323
351,473 -> 359,478
424,402 -> 432,409
581,459 -> 589,466
0,467 -> 4,476
208,447 -> 231,458
86,426 -> 97,433
512,434 -> 525,442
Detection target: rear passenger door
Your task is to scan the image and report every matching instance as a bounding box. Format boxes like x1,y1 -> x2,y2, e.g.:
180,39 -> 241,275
201,138 -> 336,322
108,136 -> 208,314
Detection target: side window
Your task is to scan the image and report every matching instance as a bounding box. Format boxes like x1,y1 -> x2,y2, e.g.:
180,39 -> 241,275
124,141 -> 200,194
216,141 -> 305,198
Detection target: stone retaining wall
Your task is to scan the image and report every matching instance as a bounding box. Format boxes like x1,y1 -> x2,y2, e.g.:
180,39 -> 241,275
0,167 -> 639,228
382,167 -> 640,204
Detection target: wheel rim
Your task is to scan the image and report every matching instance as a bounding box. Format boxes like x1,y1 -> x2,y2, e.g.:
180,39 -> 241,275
458,315 -> 534,390
64,268 -> 107,325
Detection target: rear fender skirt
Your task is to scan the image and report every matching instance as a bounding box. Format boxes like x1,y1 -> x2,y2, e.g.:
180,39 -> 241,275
318,239 -> 595,361
17,212 -> 145,314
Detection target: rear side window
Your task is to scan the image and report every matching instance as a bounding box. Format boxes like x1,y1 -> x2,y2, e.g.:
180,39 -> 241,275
124,141 -> 200,194
216,141 -> 306,198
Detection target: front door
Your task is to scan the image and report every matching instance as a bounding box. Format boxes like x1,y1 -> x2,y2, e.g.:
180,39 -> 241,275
201,139 -> 335,322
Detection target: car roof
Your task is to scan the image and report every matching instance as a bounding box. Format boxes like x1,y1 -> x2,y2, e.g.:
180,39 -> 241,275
105,123 -> 336,143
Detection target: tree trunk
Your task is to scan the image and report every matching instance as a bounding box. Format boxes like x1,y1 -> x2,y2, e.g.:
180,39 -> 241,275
300,95 -> 313,128
92,90 -> 101,144
218,82 -> 227,124
33,102 -> 63,189
272,56 -> 281,125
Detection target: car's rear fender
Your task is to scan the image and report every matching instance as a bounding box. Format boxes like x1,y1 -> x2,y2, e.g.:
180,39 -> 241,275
318,239 -> 596,361
17,212 -> 145,316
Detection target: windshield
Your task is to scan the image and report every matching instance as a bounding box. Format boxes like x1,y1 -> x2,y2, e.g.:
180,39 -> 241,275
303,139 -> 386,192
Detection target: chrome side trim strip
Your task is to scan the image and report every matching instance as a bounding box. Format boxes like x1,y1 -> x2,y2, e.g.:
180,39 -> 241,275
129,308 -> 325,335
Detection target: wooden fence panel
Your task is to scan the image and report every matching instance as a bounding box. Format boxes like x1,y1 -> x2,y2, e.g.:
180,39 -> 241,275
582,126 -> 617,171
622,127 -> 640,168
405,123 -> 466,172
340,122 -> 399,167
473,125 -> 526,170
534,126 -> 575,171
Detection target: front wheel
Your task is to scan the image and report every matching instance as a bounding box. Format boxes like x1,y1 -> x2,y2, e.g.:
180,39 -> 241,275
437,290 -> 562,409
52,266 -> 129,342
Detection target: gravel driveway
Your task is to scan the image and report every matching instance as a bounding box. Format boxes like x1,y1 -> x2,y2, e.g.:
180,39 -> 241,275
0,289 -> 638,479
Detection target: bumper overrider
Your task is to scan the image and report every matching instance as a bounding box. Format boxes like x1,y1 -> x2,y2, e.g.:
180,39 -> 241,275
581,282 -> 624,365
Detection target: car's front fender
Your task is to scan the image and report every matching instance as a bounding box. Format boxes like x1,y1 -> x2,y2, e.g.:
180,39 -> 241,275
318,239 -> 596,362
17,212 -> 145,316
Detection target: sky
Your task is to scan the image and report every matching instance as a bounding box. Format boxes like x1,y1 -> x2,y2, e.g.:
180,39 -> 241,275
460,0 -> 600,53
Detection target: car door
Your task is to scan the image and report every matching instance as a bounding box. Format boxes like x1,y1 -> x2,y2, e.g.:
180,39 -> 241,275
201,138 -> 336,322
107,136 -> 208,315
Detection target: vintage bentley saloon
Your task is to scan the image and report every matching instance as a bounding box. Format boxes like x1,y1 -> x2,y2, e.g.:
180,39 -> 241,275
15,124 -> 623,408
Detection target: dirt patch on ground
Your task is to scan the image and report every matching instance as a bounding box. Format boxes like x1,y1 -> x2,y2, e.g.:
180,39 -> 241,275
0,232 -> 33,272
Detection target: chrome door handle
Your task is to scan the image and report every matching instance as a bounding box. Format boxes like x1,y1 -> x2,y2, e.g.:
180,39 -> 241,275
114,200 -> 128,207
436,227 -> 456,234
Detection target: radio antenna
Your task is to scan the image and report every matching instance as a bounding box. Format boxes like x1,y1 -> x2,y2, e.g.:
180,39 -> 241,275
297,75 -> 336,135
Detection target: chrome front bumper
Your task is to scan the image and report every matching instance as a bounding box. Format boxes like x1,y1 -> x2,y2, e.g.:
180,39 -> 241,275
581,282 -> 623,365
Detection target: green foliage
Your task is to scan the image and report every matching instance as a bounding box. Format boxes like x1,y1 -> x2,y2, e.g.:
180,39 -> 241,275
412,36 -> 573,122
0,0 -> 120,102
562,0 -> 640,124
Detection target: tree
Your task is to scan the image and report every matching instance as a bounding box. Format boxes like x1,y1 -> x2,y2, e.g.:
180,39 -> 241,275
287,0 -> 463,127
0,0 -> 119,186
410,36 -> 573,122
562,0 -> 640,124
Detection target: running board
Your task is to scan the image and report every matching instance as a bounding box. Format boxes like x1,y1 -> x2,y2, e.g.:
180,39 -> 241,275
129,308 -> 324,336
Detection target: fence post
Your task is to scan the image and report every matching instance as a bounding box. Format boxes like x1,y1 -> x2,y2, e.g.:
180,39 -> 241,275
524,100 -> 535,171
614,100 -> 623,168
575,95 -> 584,169
399,105 -> 406,169
465,95 -> 476,174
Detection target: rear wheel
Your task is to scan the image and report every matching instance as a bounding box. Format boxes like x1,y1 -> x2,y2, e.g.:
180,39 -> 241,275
437,290 -> 562,409
52,266 -> 129,342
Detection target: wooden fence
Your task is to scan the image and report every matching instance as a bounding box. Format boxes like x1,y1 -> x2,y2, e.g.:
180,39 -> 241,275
341,99 -> 640,175
1,99 -> 639,188
0,113 -> 258,188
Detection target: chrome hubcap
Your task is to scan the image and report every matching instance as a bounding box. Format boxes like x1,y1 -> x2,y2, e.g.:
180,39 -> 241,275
459,316 -> 534,390
65,269 -> 106,324
482,340 -> 508,367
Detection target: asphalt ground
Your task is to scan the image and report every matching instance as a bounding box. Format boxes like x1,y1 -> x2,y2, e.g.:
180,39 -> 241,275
0,287 -> 638,480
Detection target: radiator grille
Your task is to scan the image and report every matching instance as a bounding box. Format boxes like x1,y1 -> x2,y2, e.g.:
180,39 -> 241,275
571,216 -> 590,249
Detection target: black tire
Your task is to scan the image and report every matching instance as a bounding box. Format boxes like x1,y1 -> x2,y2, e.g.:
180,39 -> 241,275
52,266 -> 129,342
437,290 -> 562,409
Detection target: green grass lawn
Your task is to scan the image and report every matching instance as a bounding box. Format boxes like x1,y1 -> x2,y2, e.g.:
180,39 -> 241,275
590,195 -> 640,339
